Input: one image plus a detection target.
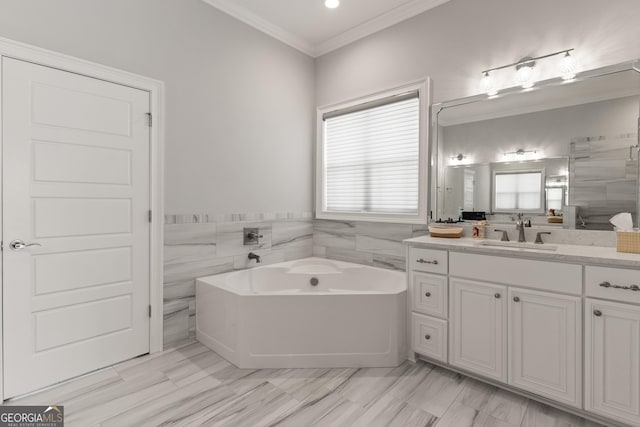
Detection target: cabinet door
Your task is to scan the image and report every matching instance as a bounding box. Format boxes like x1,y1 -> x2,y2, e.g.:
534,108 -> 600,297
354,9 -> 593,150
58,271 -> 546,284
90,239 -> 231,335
412,272 -> 447,318
509,288 -> 581,408
585,299 -> 640,426
450,279 -> 507,382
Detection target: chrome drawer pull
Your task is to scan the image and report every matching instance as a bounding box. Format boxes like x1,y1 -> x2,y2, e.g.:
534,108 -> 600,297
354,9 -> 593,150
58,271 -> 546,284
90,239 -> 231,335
599,281 -> 640,291
417,258 -> 438,265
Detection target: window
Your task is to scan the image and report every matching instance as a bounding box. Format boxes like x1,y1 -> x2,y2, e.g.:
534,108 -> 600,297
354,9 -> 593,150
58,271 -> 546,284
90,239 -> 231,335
316,81 -> 429,223
493,171 -> 544,212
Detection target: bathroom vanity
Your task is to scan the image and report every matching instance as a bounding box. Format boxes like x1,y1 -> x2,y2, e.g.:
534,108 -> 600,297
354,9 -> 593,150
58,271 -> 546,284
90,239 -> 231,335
404,236 -> 640,426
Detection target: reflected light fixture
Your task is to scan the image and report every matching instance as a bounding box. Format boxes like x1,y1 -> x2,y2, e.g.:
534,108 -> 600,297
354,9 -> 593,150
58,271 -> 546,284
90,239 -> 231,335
480,48 -> 576,95
504,148 -> 537,156
324,0 -> 340,8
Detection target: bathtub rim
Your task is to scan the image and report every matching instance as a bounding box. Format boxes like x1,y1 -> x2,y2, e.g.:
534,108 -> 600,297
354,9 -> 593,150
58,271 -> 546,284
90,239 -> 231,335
196,257 -> 406,297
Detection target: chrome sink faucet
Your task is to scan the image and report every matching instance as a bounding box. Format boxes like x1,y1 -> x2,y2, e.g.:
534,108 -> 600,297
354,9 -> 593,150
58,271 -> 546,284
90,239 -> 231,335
515,213 -> 526,243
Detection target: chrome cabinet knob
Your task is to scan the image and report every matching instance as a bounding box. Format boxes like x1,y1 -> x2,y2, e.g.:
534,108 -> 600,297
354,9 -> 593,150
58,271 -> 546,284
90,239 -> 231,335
424,334 -> 431,340
594,310 -> 602,317
513,296 -> 520,302
425,292 -> 431,297
9,239 -> 42,251
495,293 -> 501,299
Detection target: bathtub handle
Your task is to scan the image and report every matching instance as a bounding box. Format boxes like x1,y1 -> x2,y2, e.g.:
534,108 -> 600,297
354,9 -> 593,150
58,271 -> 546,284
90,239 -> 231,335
417,258 -> 438,265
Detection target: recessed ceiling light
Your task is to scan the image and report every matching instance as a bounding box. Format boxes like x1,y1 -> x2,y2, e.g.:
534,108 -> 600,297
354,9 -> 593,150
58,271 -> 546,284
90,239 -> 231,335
324,0 -> 340,9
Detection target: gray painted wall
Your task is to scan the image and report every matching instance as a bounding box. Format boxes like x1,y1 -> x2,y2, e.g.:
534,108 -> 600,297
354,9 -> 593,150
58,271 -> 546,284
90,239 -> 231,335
0,0 -> 315,216
315,0 -> 640,106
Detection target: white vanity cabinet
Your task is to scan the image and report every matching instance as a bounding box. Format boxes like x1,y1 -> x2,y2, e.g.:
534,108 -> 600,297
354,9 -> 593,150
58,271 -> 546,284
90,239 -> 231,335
447,253 -> 582,408
406,238 -> 640,425
408,247 -> 448,362
584,266 -> 640,426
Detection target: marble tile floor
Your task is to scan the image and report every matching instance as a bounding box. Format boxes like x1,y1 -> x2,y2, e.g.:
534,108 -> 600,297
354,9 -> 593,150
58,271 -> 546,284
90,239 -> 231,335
3,342 -> 606,427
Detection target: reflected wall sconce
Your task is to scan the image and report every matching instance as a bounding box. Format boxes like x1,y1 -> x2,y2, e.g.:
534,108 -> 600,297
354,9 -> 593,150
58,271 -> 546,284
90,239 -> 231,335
504,148 -> 537,157
481,49 -> 576,95
324,0 -> 340,8
451,153 -> 467,161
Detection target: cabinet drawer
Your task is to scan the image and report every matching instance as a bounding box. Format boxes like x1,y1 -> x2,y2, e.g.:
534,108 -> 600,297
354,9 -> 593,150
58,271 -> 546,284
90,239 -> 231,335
585,266 -> 640,304
412,313 -> 447,362
412,272 -> 448,318
450,252 -> 582,295
408,247 -> 447,274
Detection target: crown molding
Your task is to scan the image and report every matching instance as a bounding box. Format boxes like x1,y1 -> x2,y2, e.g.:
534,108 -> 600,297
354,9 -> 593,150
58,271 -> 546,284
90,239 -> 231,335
201,0 -> 316,56
202,0 -> 450,58
315,0 -> 451,56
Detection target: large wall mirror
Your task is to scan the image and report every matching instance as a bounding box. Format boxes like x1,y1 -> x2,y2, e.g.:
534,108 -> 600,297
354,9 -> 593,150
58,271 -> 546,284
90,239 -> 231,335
433,60 -> 640,230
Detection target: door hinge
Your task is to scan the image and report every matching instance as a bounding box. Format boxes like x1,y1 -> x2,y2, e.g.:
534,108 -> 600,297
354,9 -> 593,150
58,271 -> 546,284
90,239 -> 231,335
146,112 -> 152,127
149,305 -> 152,318
148,210 -> 152,223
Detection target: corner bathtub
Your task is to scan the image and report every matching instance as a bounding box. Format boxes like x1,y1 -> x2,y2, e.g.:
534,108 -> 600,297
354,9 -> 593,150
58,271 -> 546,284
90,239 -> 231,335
196,257 -> 407,369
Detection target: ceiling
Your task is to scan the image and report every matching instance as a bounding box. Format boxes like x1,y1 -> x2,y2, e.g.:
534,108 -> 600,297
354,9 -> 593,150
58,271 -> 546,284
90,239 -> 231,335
201,0 -> 451,57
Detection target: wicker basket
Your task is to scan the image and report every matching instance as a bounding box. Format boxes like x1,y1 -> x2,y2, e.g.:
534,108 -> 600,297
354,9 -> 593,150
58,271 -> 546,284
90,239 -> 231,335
617,231 -> 640,254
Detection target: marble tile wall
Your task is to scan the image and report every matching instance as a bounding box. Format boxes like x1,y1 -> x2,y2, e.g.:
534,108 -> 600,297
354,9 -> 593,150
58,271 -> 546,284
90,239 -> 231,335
163,212 -> 313,349
570,134 -> 638,230
312,220 -> 430,271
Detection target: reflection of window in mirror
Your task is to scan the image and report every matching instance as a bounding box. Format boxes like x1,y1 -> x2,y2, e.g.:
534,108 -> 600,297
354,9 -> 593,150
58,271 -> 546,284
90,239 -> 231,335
546,187 -> 564,211
493,171 -> 544,212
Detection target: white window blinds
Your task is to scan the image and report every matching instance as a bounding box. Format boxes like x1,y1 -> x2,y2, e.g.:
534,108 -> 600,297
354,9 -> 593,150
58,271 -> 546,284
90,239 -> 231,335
322,92 -> 420,215
494,171 -> 542,210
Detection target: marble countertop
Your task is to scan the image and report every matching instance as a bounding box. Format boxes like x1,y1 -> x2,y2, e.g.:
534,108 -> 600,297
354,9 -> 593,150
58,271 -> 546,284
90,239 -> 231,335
404,235 -> 640,269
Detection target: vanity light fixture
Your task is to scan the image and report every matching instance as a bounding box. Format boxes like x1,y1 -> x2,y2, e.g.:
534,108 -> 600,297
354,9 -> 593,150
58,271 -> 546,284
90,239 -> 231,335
324,0 -> 340,9
480,48 -> 576,95
515,58 -> 536,89
481,72 -> 498,96
561,51 -> 577,80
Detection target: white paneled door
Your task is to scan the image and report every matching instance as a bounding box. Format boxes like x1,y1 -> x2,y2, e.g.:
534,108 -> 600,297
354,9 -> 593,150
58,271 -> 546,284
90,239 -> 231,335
2,58 -> 151,398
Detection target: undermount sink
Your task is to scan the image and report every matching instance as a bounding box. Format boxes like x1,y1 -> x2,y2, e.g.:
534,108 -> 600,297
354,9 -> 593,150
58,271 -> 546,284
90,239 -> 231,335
475,240 -> 558,251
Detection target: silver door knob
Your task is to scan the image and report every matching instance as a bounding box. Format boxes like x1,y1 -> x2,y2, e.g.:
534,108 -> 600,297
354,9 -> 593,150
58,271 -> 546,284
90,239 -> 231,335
9,239 -> 42,251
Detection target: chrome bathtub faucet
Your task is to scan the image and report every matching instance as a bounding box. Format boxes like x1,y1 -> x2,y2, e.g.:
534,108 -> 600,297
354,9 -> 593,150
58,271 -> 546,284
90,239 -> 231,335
248,252 -> 261,263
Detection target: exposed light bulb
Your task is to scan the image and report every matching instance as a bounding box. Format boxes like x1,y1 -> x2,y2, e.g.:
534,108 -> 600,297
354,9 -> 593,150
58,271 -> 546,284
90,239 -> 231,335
561,51 -> 577,80
515,61 -> 535,89
324,0 -> 340,9
481,71 -> 498,96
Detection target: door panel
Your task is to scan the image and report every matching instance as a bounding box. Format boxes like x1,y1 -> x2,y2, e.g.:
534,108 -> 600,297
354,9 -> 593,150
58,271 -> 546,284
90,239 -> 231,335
508,288 -> 581,408
585,299 -> 640,426
450,279 -> 507,382
2,57 -> 151,398
33,140 -> 132,185
34,198 -> 132,237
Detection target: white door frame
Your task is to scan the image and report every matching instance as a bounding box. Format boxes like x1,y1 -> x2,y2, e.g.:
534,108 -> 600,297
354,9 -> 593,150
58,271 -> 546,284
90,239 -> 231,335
0,36 -> 165,401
